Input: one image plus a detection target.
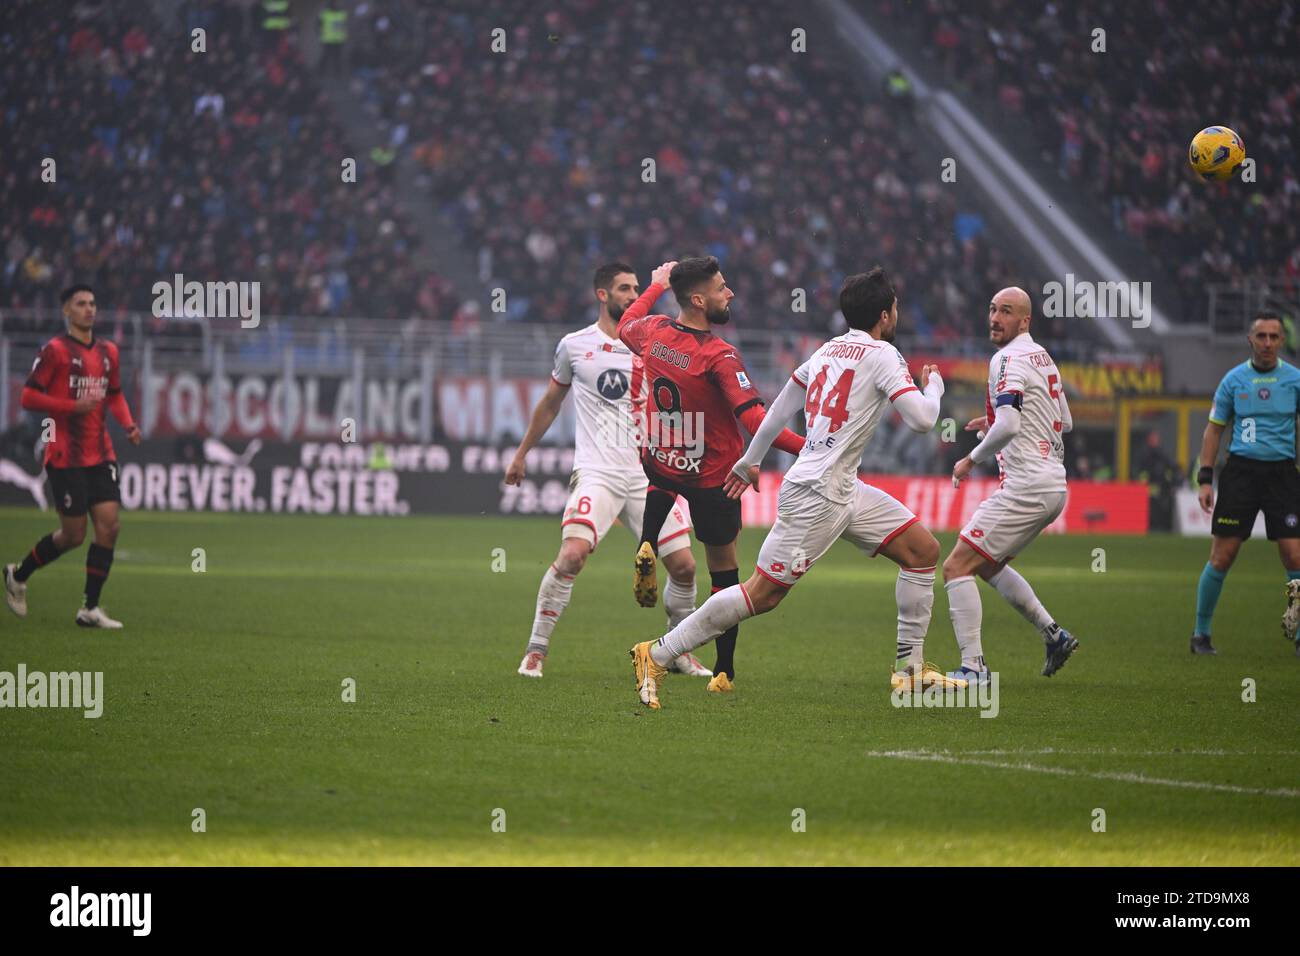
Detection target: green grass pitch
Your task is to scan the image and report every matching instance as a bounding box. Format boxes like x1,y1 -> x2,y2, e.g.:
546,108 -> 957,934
1,506 -> 1297,865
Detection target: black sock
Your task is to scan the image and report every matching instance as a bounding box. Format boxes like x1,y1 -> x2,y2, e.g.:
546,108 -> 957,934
15,533 -> 63,582
710,568 -> 740,678
84,543 -> 114,609
639,487 -> 676,554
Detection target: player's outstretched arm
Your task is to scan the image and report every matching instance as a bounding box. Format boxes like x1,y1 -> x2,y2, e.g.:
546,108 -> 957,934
891,365 -> 945,433
728,380 -> 805,496
505,379 -> 568,485
617,260 -> 676,355
735,402 -> 805,456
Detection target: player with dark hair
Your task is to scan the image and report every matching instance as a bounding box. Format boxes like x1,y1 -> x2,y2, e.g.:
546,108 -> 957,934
4,285 -> 141,627
506,262 -> 709,679
1193,312 -> 1300,655
619,257 -> 806,695
630,266 -> 959,709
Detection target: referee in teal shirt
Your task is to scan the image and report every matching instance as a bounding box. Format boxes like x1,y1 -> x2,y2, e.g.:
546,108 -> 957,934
1193,313 -> 1300,654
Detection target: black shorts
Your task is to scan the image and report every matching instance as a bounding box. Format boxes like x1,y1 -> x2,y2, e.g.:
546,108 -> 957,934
48,462 -> 121,517
645,467 -> 742,546
1211,454 -> 1300,540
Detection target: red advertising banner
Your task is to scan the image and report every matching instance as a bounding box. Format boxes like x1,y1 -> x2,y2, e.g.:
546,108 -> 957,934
129,372 -> 564,442
740,474 -> 1148,534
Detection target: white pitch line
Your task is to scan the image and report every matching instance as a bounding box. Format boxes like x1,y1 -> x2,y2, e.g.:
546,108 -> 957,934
865,751 -> 1300,798
905,748 -> 1300,758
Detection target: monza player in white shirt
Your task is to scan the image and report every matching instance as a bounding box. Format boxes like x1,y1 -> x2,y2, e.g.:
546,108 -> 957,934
628,268 -> 966,709
943,286 -> 1080,682
506,262 -> 710,679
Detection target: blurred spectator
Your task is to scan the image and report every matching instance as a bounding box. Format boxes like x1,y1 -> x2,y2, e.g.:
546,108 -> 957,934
0,0 -> 453,319
882,66 -> 916,122
1136,430 -> 1179,531
349,0 -> 1062,339
874,0 -> 1300,323
319,4 -> 348,77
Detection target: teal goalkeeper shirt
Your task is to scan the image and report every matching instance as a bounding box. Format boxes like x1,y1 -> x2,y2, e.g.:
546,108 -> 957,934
1209,359 -> 1300,461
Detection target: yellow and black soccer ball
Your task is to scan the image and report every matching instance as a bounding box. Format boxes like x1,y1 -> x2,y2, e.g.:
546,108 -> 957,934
1188,126 -> 1245,181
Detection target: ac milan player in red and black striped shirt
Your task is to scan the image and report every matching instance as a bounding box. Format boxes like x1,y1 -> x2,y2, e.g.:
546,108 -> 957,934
4,284 -> 142,628
619,257 -> 806,693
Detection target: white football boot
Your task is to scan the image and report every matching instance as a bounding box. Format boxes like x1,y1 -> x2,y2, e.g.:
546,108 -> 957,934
668,652 -> 713,677
76,606 -> 123,629
517,650 -> 545,678
1279,574 -> 1300,650
4,565 -> 27,618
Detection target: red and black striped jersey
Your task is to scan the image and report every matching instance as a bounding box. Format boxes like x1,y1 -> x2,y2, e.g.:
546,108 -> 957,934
25,334 -> 123,468
619,290 -> 765,487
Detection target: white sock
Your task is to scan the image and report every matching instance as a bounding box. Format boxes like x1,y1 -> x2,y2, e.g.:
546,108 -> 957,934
527,564 -> 574,654
894,568 -> 934,672
663,574 -> 697,630
945,575 -> 985,670
651,584 -> 753,665
986,566 -> 1055,636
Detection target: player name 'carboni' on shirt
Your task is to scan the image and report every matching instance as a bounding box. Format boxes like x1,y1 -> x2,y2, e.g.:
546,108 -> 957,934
782,329 -> 942,504
972,331 -> 1071,493
551,323 -> 644,477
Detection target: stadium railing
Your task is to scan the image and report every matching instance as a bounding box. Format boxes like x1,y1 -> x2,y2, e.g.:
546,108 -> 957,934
1206,280 -> 1300,340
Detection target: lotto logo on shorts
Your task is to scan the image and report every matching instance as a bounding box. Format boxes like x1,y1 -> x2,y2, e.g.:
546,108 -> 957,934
769,561 -> 785,574
1287,514 -> 1298,528
968,529 -> 985,539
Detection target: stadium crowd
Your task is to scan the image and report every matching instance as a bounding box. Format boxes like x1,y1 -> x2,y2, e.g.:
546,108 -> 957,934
345,0 -> 1063,340
0,0 -> 441,326
874,0 -> 1300,322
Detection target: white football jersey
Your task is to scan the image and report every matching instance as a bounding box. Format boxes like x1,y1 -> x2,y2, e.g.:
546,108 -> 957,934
551,323 -> 643,476
783,330 -> 921,504
986,332 -> 1067,492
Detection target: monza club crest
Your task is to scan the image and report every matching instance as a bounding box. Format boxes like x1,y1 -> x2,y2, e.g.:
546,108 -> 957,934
597,369 -> 629,400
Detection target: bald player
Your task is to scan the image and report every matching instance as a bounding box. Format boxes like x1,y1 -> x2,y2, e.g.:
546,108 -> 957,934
943,287 -> 1079,681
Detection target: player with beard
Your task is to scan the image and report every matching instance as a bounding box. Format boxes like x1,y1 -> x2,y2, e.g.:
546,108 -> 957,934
506,262 -> 710,680
629,266 -> 960,709
4,284 -> 141,627
943,287 -> 1079,680
1192,313 -> 1300,655
618,256 -> 806,694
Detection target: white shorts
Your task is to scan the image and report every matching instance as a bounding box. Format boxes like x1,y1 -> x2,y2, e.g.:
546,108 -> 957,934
560,470 -> 692,557
959,487 -> 1066,563
755,480 -> 918,588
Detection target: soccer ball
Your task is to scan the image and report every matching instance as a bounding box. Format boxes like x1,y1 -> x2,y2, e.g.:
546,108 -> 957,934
1188,126 -> 1245,181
